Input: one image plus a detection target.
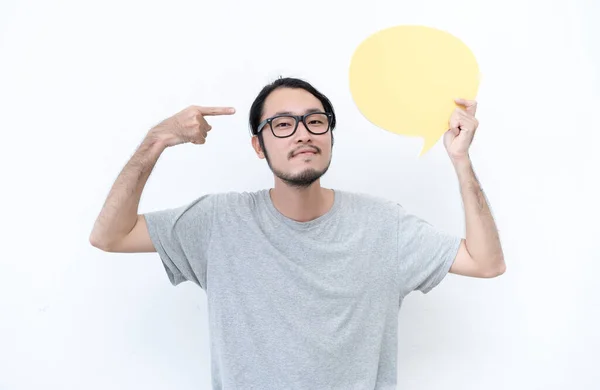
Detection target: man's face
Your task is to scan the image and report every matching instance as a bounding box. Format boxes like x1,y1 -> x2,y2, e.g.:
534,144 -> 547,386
253,88 -> 333,189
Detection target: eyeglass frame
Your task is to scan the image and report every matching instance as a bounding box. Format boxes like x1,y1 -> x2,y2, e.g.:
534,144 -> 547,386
253,111 -> 334,138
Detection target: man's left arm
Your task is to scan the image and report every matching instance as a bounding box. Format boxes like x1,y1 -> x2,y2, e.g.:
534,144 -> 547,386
443,98 -> 506,278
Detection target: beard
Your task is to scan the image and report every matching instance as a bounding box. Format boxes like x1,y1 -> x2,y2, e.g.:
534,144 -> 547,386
266,153 -> 331,189
272,165 -> 330,189
258,134 -> 333,189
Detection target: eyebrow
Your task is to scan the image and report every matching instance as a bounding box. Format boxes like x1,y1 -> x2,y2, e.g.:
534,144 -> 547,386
273,108 -> 323,116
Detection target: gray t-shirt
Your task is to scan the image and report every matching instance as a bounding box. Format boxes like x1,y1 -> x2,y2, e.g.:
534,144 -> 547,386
144,189 -> 461,389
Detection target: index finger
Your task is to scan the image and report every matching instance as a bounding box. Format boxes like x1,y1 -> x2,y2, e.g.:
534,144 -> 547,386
197,106 -> 236,116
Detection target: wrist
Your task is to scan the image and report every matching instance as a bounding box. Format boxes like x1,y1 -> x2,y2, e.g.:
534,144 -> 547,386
145,129 -> 172,150
451,156 -> 474,181
450,154 -> 472,169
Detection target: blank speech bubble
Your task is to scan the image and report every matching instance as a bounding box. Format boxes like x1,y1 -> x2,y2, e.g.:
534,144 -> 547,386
349,25 -> 481,156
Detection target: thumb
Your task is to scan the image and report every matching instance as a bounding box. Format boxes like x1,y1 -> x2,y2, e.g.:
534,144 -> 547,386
454,98 -> 477,116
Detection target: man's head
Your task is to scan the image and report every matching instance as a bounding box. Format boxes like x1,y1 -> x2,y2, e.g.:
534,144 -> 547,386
249,77 -> 337,189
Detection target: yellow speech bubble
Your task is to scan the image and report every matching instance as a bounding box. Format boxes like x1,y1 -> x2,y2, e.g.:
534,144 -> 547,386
349,25 -> 480,156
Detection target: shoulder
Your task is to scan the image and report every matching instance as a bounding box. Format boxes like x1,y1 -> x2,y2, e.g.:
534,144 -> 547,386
338,189 -> 399,207
182,189 -> 268,216
211,189 -> 267,208
144,190 -> 267,230
337,189 -> 402,217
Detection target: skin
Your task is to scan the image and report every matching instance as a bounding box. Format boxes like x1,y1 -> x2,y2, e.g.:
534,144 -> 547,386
88,105 -> 235,253
251,88 -> 335,223
90,88 -> 505,279
444,99 -> 505,277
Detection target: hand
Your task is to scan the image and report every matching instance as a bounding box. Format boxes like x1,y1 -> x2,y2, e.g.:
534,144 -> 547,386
443,98 -> 478,162
148,105 -> 235,147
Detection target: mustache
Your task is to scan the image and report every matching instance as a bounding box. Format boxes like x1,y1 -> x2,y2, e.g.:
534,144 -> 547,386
289,145 -> 320,159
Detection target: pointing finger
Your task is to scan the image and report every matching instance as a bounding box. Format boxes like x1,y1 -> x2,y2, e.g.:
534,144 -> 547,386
196,106 -> 236,116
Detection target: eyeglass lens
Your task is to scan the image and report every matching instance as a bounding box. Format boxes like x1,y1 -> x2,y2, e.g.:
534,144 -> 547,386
271,113 -> 329,137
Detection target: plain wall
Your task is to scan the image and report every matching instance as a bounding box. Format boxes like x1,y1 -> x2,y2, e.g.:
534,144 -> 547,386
1,0 -> 598,389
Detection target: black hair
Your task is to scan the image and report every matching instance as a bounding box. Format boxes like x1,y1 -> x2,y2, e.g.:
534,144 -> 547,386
248,77 -> 337,142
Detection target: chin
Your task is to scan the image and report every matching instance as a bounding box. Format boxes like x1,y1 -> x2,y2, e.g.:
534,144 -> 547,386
273,166 -> 330,189
264,151 -> 332,188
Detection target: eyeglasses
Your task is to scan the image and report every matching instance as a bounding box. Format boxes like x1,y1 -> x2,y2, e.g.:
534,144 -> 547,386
255,112 -> 333,138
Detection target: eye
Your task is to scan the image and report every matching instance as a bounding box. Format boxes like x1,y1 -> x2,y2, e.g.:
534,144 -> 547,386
306,113 -> 329,127
272,117 -> 295,128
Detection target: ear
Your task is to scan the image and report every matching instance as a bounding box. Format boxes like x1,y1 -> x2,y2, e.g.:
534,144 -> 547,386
251,136 -> 265,159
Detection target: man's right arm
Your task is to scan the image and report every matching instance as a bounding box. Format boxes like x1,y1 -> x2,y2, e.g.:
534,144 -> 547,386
89,134 -> 166,253
89,105 -> 235,253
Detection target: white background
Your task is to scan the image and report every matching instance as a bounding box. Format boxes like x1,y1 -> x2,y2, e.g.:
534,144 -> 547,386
1,0 -> 598,389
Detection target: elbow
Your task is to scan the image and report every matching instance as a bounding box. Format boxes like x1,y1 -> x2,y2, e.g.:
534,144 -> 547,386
89,233 -> 113,252
490,262 -> 506,278
483,257 -> 506,278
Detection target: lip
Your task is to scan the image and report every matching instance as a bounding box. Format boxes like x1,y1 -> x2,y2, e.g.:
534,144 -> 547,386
293,150 -> 317,157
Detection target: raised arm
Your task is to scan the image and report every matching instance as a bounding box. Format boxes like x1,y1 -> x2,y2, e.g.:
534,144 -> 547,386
443,99 -> 506,278
89,105 -> 235,253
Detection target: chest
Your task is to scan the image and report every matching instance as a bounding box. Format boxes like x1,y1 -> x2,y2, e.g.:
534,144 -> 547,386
206,221 -> 398,316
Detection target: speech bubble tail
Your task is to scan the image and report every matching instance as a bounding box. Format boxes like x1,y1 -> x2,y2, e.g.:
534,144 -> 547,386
418,137 -> 439,157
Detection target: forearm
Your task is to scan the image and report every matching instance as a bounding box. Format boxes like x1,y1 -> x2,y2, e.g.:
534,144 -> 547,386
453,156 -> 505,271
89,133 -> 167,247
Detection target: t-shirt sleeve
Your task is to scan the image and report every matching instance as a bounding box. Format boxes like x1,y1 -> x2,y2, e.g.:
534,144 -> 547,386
396,204 -> 462,296
143,194 -> 217,290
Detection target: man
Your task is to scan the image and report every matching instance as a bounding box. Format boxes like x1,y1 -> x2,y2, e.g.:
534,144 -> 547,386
90,77 -> 505,389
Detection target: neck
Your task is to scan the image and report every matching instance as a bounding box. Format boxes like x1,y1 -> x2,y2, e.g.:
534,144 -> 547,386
269,179 -> 334,222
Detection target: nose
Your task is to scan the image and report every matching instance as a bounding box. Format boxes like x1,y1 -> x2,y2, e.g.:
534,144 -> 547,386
293,120 -> 312,142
